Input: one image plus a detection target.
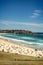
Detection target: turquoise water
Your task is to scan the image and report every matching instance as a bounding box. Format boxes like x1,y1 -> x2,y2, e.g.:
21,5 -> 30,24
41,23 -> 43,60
0,33 -> 43,50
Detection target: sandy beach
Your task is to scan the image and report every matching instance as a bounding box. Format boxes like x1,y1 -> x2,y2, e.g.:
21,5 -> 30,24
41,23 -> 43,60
0,38 -> 43,58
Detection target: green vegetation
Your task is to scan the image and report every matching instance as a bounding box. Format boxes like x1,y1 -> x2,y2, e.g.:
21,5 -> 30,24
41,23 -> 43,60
0,52 -> 43,65
0,52 -> 43,61
0,30 -> 33,34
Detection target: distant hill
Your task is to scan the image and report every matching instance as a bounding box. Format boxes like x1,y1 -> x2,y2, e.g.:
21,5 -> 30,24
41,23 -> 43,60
0,30 -> 33,34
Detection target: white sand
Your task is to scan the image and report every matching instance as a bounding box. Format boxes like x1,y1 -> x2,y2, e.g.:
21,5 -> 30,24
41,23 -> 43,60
0,38 -> 43,58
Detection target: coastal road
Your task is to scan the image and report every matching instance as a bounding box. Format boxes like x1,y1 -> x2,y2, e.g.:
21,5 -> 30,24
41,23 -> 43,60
0,61 -> 43,65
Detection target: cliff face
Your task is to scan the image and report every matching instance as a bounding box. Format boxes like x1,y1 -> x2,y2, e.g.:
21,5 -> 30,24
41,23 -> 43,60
0,30 -> 33,34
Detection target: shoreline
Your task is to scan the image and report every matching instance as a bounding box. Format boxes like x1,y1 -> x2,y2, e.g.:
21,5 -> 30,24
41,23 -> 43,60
0,35 -> 43,50
0,37 -> 43,58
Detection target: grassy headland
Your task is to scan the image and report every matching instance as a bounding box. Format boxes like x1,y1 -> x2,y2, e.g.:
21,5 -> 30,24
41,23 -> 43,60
0,30 -> 34,34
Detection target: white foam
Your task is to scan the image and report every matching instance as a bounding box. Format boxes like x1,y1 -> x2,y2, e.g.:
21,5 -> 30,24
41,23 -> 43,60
0,35 -> 43,46
22,37 -> 43,43
22,37 -> 35,40
0,36 -> 31,44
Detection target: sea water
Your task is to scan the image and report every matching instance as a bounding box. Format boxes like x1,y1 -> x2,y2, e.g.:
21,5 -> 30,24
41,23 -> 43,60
0,33 -> 43,50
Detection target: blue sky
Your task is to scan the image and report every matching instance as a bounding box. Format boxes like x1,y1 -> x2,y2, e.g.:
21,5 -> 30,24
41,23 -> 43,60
0,0 -> 43,32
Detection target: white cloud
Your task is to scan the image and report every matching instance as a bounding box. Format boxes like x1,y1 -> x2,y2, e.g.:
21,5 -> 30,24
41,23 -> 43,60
0,21 -> 43,28
30,10 -> 41,18
0,21 -> 43,32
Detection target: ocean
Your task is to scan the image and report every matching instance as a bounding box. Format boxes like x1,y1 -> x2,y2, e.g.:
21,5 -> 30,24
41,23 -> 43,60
0,33 -> 43,50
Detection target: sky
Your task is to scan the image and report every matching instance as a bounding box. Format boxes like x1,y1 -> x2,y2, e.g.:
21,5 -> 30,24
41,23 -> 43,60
0,0 -> 43,32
